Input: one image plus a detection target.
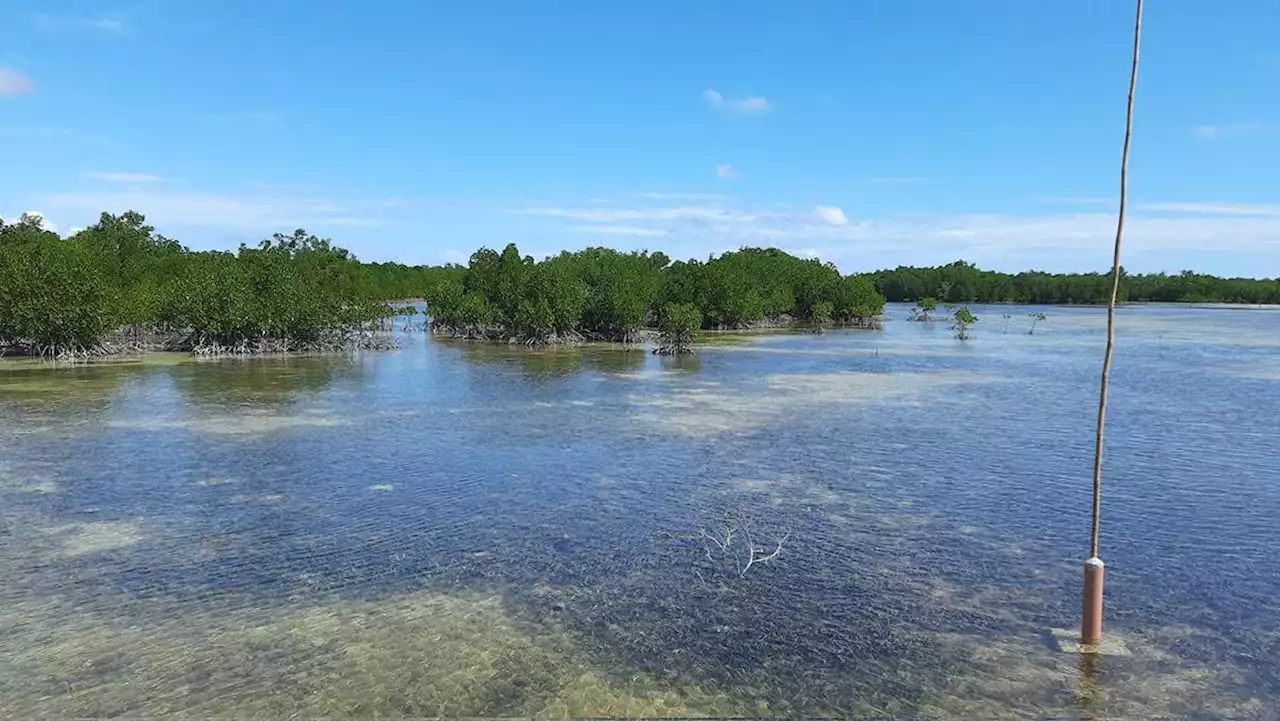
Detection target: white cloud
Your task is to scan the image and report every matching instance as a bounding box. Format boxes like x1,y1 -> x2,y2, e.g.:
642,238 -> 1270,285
0,125 -> 70,137
865,176 -> 929,184
444,250 -> 468,263
0,67 -> 35,97
2,210 -> 59,233
814,205 -> 848,226
716,164 -> 739,180
83,171 -> 167,183
1047,196 -> 1115,205
639,192 -> 728,201
508,195 -> 1280,272
36,188 -> 397,233
703,88 -> 773,115
577,225 -> 671,237
1190,122 -> 1275,140
513,205 -> 774,223
32,13 -> 125,33
1191,125 -> 1221,140
1137,201 -> 1280,217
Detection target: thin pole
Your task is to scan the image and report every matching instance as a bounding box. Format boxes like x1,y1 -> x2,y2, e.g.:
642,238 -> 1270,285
1083,0 -> 1143,647
1091,0 -> 1143,560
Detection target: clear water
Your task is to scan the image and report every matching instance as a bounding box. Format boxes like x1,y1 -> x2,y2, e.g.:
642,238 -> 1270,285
1,304 -> 1278,718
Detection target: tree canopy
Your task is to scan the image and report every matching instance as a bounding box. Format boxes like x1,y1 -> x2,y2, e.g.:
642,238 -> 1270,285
424,244 -> 888,343
0,211 -> 456,357
871,261 -> 1280,305
5,208 -> 1276,357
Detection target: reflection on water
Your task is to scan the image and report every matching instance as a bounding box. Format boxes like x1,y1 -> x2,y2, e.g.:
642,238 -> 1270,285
2,304 -> 1278,717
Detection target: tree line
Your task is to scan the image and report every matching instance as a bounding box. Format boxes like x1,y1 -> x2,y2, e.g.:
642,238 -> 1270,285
422,244 -> 886,346
0,211 -> 457,358
5,209 -> 1277,358
870,261 -> 1280,305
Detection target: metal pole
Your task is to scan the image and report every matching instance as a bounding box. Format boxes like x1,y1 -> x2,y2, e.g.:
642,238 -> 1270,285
1084,0 -> 1143,647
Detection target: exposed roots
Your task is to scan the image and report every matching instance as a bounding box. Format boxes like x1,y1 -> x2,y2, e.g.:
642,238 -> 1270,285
653,345 -> 695,356
427,322 -> 585,347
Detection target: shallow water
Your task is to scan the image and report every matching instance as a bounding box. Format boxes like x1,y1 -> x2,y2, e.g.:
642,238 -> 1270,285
2,303 -> 1279,718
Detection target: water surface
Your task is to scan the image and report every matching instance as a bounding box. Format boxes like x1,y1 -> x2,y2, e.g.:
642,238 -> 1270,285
2,304 -> 1278,717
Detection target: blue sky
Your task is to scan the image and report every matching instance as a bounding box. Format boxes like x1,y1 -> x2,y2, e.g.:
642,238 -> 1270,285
3,1 -> 1279,275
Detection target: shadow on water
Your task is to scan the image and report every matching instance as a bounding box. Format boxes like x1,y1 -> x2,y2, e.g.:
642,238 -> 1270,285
455,342 -> 649,379
2,305 -> 1279,717
167,354 -> 363,408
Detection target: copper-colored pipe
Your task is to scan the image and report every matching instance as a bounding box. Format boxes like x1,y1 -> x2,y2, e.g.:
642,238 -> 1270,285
1081,557 -> 1105,645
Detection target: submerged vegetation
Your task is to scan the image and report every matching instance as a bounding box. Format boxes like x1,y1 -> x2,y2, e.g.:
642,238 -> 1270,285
424,244 -> 887,345
872,261 -> 1280,305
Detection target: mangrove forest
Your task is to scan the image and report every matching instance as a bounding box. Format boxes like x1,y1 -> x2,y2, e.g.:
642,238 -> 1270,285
870,261 -> 1280,305
422,244 -> 886,344
3,209 -> 1278,358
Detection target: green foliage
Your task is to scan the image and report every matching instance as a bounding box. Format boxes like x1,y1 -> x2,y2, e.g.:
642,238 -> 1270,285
0,215 -> 115,353
872,261 -> 1280,305
0,212 -> 415,356
810,300 -> 834,331
910,296 -> 938,322
656,303 -> 701,354
425,243 -> 887,343
951,306 -> 978,340
558,247 -> 661,340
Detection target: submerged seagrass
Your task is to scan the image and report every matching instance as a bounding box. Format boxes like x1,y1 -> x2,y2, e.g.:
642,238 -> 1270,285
2,303 -> 1278,717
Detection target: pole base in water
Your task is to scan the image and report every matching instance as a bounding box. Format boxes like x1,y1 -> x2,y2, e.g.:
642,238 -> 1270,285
1049,557 -> 1127,655
1049,628 -> 1130,656
1082,556 -> 1105,646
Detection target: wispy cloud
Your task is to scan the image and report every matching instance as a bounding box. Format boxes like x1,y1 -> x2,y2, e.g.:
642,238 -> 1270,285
703,89 -> 773,115
716,164 -> 739,180
1047,196 -> 1115,205
0,67 -> 35,97
1137,201 -> 1280,217
83,171 -> 167,183
37,188 -> 401,232
197,110 -> 284,123
32,13 -> 125,33
639,192 -> 729,201
865,176 -> 929,184
1191,125 -> 1222,140
1190,122 -> 1275,140
0,125 -> 69,137
577,225 -> 672,237
509,195 -> 1280,271
512,205 -> 774,223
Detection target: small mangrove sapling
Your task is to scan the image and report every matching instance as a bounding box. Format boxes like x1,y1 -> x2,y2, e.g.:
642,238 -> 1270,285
910,297 -> 938,322
1028,312 -> 1047,335
951,305 -> 978,340
654,302 -> 700,355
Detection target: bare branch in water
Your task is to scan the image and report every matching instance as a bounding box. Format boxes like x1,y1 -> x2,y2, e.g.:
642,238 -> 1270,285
698,514 -> 789,578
